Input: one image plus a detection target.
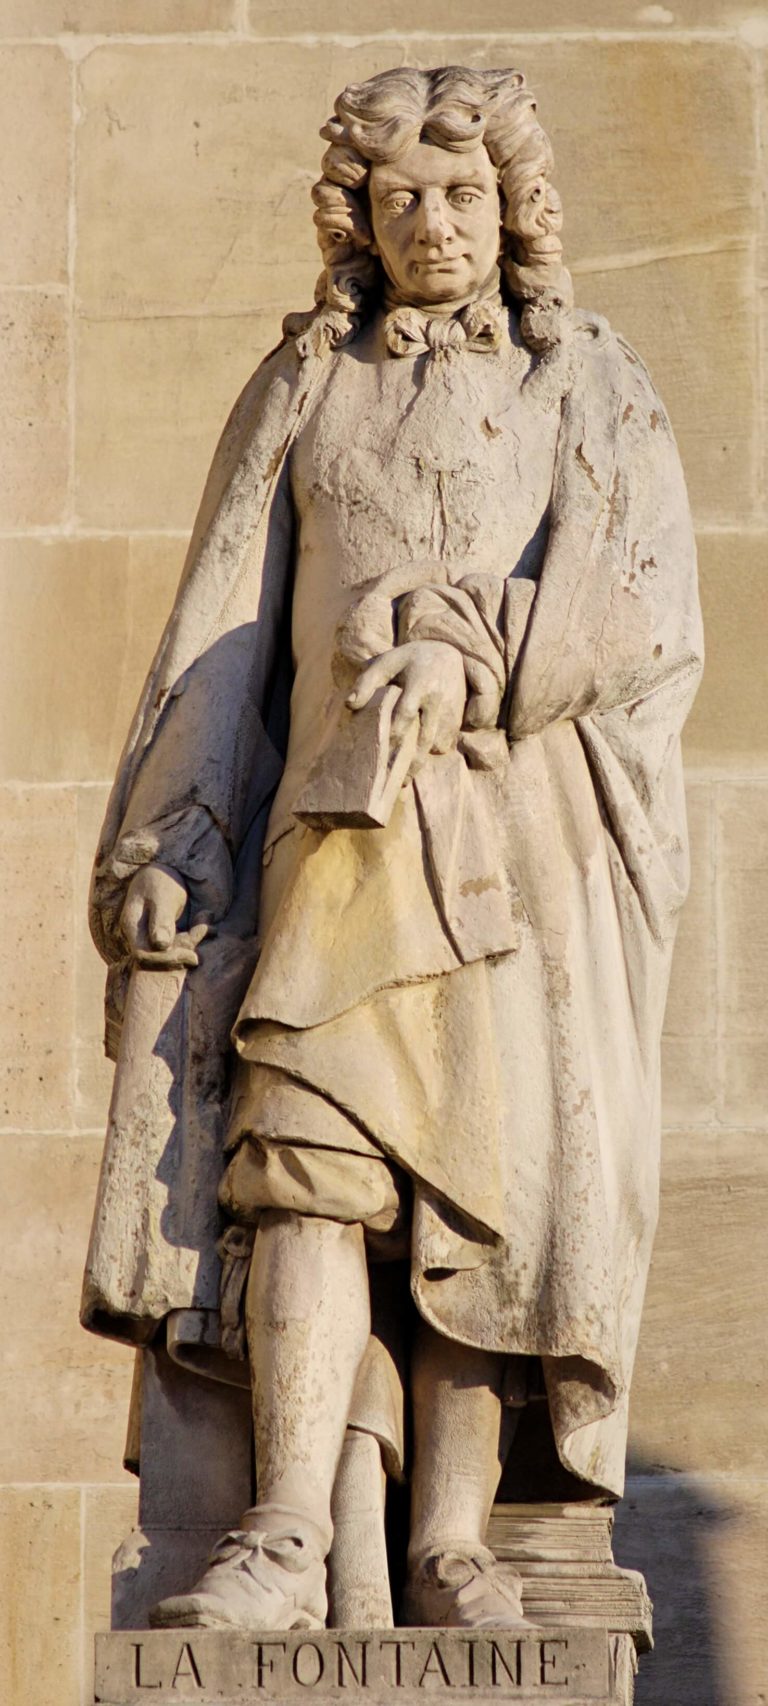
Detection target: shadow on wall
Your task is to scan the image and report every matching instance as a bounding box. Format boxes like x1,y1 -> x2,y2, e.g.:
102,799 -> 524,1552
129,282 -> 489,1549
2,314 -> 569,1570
614,1453 -> 737,1706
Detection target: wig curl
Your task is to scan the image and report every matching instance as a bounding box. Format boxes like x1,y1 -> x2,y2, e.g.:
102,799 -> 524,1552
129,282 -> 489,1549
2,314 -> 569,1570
290,66 -> 573,355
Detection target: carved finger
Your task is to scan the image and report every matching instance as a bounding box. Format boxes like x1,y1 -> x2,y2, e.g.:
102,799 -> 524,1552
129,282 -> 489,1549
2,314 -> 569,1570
146,893 -> 176,951
390,685 -> 423,745
134,932 -> 201,970
415,695 -> 441,760
120,892 -> 147,953
347,649 -> 403,710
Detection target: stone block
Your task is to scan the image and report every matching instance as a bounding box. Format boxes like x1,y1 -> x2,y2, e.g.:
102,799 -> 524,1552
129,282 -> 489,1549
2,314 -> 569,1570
660,1033 -> 717,1128
720,781 -> 768,1085
75,312 -> 275,529
0,535 -> 180,784
0,46 -> 69,285
719,782 -> 768,1123
718,1034 -> 768,1129
576,247 -> 757,528
0,1486 -> 81,1706
683,533 -> 768,767
84,1485 -> 140,1674
246,2 -> 761,32
762,53 -> 768,516
0,1 -> 237,32
76,783 -> 115,1132
0,785 -> 77,1129
76,42 -> 397,318
0,1133 -> 137,1481
1,289 -> 68,527
614,1474 -> 768,1706
628,1132 -> 768,1475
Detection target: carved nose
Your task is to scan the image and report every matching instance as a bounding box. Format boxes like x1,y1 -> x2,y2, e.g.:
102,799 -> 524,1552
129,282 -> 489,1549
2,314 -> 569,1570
417,192 -> 452,247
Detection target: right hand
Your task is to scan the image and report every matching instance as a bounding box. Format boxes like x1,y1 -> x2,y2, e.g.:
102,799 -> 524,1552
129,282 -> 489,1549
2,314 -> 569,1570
120,865 -> 204,968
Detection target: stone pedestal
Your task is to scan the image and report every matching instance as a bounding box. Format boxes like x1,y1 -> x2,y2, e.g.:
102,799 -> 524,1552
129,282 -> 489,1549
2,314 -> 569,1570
103,1355 -> 650,1705
95,1626 -> 636,1704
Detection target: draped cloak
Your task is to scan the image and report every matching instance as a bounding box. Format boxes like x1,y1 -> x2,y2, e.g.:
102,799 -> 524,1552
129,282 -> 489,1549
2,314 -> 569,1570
82,304 -> 703,1502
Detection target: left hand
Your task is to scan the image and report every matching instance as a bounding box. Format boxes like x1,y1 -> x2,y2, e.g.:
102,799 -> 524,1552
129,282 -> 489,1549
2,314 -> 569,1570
347,640 -> 466,774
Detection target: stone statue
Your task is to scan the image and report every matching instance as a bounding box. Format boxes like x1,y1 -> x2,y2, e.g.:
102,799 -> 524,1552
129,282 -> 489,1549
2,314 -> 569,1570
82,65 -> 702,1643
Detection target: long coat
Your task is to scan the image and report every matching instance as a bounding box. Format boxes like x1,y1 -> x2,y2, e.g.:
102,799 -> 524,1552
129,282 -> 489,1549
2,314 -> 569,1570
82,306 -> 703,1499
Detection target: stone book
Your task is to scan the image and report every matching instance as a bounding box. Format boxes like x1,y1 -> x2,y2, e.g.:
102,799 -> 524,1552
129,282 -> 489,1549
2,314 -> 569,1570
293,686 -> 419,830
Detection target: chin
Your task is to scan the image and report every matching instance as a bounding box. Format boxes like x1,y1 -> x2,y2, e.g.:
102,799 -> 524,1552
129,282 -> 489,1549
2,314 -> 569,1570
412,272 -> 473,303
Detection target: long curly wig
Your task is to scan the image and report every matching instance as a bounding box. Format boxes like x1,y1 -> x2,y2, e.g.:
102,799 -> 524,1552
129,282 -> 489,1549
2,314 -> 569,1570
294,66 -> 572,355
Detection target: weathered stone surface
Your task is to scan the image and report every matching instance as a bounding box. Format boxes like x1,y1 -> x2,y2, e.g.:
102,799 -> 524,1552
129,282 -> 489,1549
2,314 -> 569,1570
720,783 -> 768,1035
96,1626 -> 619,1703
0,785 -> 76,1129
0,1486 -> 81,1706
614,1475 -> 768,1706
76,43 -> 396,318
75,312 -> 273,529
660,1034 -> 717,1128
719,1034 -> 768,1130
474,38 -> 758,264
720,783 -> 768,1124
138,1348 -> 252,1530
0,1134 -> 136,1481
684,534 -> 768,765
0,536 -> 179,783
628,1132 -> 768,1475
0,46 -> 69,285
84,1486 -> 141,1675
247,2 -> 768,33
577,247 -> 758,526
0,0 -> 237,32
1,289 -> 68,527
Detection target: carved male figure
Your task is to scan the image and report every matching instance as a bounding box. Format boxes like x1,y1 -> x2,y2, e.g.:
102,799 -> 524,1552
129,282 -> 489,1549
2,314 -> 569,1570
83,67 -> 702,1633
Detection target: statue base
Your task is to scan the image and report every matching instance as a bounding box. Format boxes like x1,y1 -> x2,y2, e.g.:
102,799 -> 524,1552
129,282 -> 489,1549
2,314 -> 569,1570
95,1625 -> 637,1704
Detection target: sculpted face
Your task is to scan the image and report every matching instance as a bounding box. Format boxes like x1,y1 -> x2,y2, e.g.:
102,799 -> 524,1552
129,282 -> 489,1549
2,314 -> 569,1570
368,138 -> 501,307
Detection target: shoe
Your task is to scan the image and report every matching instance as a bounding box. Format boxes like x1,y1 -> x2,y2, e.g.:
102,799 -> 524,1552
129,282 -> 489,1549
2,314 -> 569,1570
149,1517 -> 327,1632
403,1545 -> 533,1629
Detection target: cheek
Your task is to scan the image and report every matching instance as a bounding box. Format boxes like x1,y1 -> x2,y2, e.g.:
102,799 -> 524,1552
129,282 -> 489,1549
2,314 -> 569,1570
374,217 -> 413,265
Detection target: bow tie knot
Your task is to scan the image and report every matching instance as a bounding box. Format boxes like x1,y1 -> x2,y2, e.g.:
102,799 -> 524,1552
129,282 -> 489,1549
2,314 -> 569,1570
385,298 -> 505,359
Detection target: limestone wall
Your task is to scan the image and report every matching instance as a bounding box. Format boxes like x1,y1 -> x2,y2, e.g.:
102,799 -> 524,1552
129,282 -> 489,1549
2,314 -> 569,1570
1,5 -> 765,1703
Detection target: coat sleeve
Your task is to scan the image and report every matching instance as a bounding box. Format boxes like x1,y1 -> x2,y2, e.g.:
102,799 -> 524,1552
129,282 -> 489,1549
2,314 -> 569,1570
90,338 -> 316,968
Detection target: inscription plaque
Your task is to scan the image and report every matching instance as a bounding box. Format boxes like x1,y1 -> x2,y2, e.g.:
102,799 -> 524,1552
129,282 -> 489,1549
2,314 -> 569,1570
95,1627 -> 615,1705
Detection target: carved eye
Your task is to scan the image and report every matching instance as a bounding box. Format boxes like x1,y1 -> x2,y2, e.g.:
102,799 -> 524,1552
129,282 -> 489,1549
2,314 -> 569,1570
384,193 -> 415,215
